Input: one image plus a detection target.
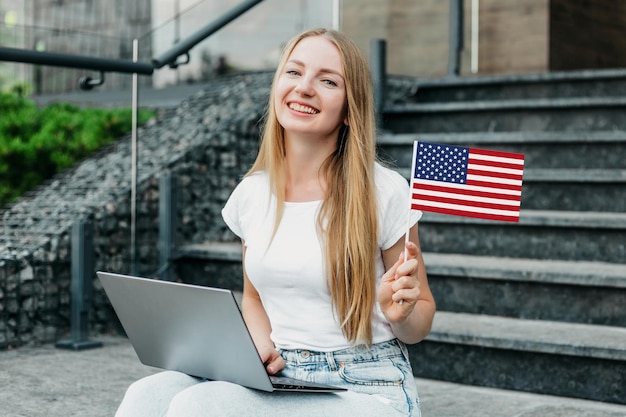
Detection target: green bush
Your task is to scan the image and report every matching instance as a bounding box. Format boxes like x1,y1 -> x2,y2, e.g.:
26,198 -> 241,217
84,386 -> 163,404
0,92 -> 156,207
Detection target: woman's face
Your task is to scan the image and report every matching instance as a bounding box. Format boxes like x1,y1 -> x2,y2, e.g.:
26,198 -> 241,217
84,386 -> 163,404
273,35 -> 348,142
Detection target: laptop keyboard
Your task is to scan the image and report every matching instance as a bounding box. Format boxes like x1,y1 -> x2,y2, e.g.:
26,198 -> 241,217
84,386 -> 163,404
269,375 -> 342,391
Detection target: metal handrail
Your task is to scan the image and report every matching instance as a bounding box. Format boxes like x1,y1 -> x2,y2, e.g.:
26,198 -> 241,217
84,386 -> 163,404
0,46 -> 154,75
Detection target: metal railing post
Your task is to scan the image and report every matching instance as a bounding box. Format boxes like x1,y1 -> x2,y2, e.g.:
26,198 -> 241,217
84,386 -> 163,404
370,39 -> 387,130
56,220 -> 102,350
471,0 -> 480,74
448,0 -> 464,77
130,39 -> 139,276
158,173 -> 177,281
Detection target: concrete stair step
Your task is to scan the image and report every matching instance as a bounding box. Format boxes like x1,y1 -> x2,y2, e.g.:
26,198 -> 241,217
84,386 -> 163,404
427,311 -> 626,361
175,242 -> 246,292
393,166 -> 626,212
176,242 -> 626,288
422,208 -> 626,228
383,97 -> 626,133
425,253 -> 626,325
521,170 -> 626,212
524,168 -> 626,182
378,130 -> 626,169
173,242 -> 626,403
409,311 -> 626,404
432,253 -> 626,326
405,68 -> 626,102
390,96 -> 626,112
419,210 -> 626,263
417,377 -> 626,417
395,166 -> 626,183
174,243 -> 626,325
5,335 -> 626,417
379,130 -> 626,144
425,252 -> 626,288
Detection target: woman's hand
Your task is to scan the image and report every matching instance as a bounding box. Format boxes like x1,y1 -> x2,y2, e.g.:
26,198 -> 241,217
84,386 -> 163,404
257,344 -> 286,375
378,224 -> 435,344
378,241 -> 421,324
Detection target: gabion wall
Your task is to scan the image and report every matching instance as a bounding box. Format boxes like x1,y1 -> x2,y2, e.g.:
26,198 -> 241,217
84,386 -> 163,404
0,72 -> 272,348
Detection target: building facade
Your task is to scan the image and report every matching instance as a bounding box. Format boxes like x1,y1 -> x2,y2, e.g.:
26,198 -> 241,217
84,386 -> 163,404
341,0 -> 626,77
1,0 -> 624,94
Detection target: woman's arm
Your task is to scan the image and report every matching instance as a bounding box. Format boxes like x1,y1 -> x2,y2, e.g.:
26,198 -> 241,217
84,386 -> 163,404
240,240 -> 286,375
378,223 -> 436,344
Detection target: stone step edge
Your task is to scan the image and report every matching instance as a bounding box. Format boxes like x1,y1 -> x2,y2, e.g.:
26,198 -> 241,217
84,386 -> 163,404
378,130 -> 626,144
409,68 -> 626,89
180,247 -> 626,360
421,209 -> 626,230
228,292 -> 626,364
427,311 -> 626,361
190,255 -> 626,363
394,167 -> 626,183
174,243 -> 626,289
386,96 -> 626,113
424,253 -> 626,288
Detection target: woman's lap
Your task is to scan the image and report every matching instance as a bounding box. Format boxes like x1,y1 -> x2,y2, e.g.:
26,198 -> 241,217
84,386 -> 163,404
115,339 -> 420,417
116,371 -> 405,417
115,371 -> 201,417
168,379 -> 406,417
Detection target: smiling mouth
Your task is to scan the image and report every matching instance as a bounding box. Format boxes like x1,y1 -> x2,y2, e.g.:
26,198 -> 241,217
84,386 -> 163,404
288,102 -> 319,114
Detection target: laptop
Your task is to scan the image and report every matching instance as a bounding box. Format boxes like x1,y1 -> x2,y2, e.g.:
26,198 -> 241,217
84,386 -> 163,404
97,271 -> 345,393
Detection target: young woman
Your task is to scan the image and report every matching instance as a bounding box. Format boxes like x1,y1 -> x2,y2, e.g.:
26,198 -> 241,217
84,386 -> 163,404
115,28 -> 435,417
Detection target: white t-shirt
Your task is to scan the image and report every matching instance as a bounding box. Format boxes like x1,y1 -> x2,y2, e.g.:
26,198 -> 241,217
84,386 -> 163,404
221,162 -> 422,351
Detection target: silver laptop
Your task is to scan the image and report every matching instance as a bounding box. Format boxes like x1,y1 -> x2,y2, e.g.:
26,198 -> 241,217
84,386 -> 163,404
97,271 -> 345,393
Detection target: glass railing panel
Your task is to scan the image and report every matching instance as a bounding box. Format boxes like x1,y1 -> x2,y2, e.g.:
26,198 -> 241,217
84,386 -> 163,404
148,0 -> 335,88
1,0 -> 337,95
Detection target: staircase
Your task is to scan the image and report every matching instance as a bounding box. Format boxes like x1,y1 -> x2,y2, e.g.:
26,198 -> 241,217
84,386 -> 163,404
380,70 -> 626,404
172,69 -> 626,404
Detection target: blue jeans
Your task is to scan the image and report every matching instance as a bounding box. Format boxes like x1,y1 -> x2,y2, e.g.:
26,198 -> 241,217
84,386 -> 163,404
278,339 -> 421,417
115,339 -> 421,417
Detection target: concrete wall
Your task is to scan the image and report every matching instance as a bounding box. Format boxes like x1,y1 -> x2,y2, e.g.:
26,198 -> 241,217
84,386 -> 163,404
341,0 -> 552,77
342,0 -> 450,77
550,0 -> 626,71
341,0 -> 626,77
476,0 -> 550,75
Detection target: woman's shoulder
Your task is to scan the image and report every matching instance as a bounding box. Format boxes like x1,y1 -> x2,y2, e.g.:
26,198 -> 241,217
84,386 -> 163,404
374,162 -> 409,194
240,170 -> 269,184
232,171 -> 270,193
226,171 -> 271,208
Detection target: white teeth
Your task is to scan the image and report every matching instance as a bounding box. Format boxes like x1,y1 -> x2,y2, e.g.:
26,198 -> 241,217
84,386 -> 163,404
289,103 -> 318,114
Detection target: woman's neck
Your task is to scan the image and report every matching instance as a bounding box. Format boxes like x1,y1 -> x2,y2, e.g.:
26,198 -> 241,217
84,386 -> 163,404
284,133 -> 336,202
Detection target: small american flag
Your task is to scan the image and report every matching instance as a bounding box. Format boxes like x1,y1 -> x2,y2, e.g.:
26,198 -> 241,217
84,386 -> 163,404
410,141 -> 525,222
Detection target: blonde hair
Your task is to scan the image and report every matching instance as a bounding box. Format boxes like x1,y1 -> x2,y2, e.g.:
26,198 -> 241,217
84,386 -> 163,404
247,28 -> 378,345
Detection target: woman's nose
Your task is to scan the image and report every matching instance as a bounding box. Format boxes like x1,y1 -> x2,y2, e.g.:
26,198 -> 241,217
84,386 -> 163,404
294,76 -> 314,96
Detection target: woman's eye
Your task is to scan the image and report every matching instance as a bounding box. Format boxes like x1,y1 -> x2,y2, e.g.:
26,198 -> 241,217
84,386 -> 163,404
323,79 -> 337,87
286,70 -> 300,76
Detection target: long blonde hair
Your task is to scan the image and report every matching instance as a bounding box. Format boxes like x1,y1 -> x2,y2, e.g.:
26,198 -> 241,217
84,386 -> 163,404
247,28 -> 378,345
